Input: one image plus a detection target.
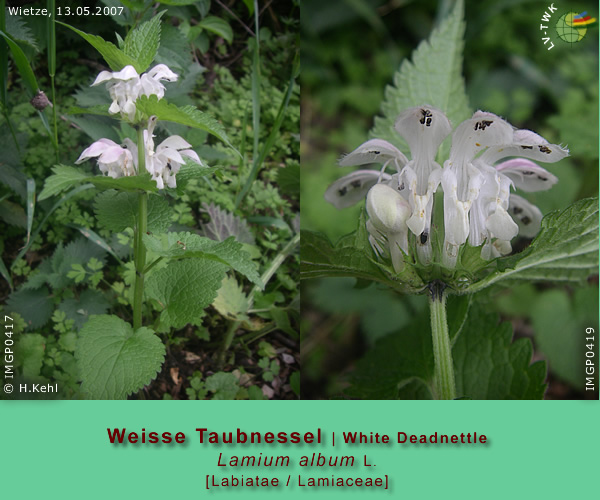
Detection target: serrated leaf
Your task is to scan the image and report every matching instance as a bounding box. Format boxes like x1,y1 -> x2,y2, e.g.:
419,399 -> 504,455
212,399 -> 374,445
135,95 -> 235,151
38,165 -> 91,201
76,315 -> 165,399
370,0 -> 469,160
467,197 -> 599,293
346,296 -> 545,400
89,173 -> 159,193
94,190 -> 172,233
205,372 -> 239,400
300,223 -> 425,294
213,276 -> 249,321
143,232 -> 262,286
59,290 -> 110,331
16,334 -> 46,379
452,302 -> 546,400
39,165 -> 159,200
58,21 -> 139,72
173,159 -> 222,192
6,287 -> 53,330
123,11 -> 164,72
146,259 -> 229,329
345,310 -> 434,399
5,13 -> 38,51
201,202 -> 255,245
197,16 -> 233,44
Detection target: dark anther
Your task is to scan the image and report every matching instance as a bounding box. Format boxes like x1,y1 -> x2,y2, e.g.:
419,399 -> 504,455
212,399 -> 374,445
512,206 -> 523,215
420,108 -> 433,125
521,216 -> 531,225
420,232 -> 428,245
521,145 -> 533,150
369,150 -> 381,155
522,171 -> 534,176
537,175 -> 548,181
538,145 -> 551,154
338,187 -> 348,196
474,120 -> 493,131
350,180 -> 362,188
398,182 -> 405,191
166,162 -> 172,171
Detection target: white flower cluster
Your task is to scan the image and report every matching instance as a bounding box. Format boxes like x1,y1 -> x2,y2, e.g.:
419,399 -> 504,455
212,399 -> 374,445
76,65 -> 202,189
326,106 -> 568,272
92,64 -> 178,121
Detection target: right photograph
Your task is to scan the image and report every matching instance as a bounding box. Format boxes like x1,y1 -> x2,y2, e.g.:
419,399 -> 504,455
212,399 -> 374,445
300,0 -> 599,399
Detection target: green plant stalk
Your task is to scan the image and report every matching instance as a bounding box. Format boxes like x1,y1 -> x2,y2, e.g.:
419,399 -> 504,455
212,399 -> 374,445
132,127 -> 147,330
217,232 -> 300,365
429,283 -> 456,400
48,0 -> 58,161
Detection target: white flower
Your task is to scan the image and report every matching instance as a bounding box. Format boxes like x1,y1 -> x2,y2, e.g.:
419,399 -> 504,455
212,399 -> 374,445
123,117 -> 203,189
442,111 -> 568,267
75,138 -> 135,178
324,106 -> 567,273
92,64 -> 178,121
366,183 -> 412,273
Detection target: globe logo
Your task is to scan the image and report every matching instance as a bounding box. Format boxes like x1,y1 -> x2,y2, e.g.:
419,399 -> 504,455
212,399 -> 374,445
555,11 -> 596,43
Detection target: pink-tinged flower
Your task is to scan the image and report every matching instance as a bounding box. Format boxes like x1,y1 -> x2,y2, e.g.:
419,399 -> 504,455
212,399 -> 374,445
75,138 -> 135,178
123,118 -> 203,190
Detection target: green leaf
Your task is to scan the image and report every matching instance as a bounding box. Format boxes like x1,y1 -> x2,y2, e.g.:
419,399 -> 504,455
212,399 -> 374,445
0,29 -> 39,96
143,232 -> 262,286
123,11 -> 165,72
205,372 -> 239,400
370,0 -> 469,160
6,287 -> 53,330
94,190 -> 172,233
89,173 -> 159,193
212,276 -> 249,321
452,301 -> 547,400
300,213 -> 426,294
197,16 -> 233,44
345,310 -> 434,399
531,286 -> 598,388
16,334 -> 46,379
467,197 -> 599,293
39,165 -> 159,201
76,315 -> 165,399
57,21 -> 139,72
145,259 -> 228,329
135,95 -> 236,151
58,290 -> 110,331
38,165 -> 90,201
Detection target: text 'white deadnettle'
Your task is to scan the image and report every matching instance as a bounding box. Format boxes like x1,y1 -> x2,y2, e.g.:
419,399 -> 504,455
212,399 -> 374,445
325,106 -> 568,272
92,64 -> 178,121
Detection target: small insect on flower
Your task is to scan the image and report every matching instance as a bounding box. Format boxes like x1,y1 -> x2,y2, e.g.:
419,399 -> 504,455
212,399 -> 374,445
177,240 -> 187,250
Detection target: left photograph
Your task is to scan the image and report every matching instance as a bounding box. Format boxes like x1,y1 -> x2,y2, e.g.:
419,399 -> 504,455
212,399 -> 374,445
0,0 -> 299,400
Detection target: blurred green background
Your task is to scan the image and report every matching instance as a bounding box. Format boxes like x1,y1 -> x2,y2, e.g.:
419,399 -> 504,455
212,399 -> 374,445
300,0 -> 599,399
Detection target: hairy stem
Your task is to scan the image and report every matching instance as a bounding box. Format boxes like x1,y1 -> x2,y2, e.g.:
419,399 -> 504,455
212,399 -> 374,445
132,126 -> 147,330
429,281 -> 456,400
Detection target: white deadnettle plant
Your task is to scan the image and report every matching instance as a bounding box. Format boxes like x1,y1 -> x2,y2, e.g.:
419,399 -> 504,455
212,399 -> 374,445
77,65 -> 202,189
326,105 -> 568,272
